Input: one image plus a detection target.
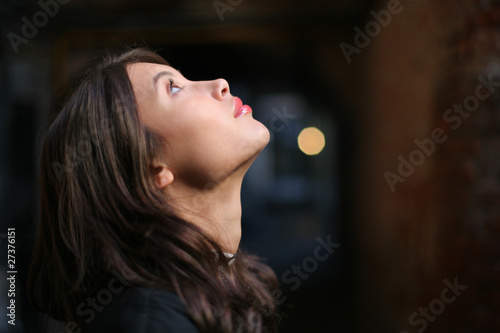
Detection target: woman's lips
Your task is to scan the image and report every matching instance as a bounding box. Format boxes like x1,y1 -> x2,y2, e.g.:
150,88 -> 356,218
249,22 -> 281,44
233,97 -> 252,118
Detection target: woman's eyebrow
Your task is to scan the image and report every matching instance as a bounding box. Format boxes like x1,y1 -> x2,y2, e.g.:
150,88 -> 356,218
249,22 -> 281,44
152,70 -> 175,88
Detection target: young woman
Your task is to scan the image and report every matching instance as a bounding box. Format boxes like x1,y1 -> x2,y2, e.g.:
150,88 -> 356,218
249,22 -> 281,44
28,47 -> 281,333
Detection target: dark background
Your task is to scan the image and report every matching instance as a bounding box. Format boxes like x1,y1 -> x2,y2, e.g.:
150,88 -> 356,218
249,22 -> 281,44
1,0 -> 500,332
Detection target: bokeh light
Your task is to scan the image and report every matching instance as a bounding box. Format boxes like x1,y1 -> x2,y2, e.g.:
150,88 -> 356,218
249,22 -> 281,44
297,127 -> 325,155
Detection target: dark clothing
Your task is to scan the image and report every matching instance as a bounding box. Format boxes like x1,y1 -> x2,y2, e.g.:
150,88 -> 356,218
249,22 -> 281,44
82,287 -> 200,333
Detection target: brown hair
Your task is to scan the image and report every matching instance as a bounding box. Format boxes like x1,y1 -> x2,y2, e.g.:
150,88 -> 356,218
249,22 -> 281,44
28,47 -> 280,332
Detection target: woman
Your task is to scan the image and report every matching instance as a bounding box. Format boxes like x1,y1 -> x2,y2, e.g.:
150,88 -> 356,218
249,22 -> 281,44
28,47 -> 281,333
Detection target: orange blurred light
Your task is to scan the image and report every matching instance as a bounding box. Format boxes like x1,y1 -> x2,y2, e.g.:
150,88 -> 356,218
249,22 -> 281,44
298,127 -> 325,156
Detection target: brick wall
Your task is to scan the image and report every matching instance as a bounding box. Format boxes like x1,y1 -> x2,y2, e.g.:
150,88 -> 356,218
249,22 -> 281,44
438,1 -> 500,331
357,0 -> 500,332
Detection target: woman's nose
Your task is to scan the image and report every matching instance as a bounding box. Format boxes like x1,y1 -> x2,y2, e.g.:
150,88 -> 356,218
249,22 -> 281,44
211,78 -> 230,101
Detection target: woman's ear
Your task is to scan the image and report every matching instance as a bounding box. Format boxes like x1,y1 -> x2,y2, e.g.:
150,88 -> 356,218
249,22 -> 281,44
152,163 -> 174,189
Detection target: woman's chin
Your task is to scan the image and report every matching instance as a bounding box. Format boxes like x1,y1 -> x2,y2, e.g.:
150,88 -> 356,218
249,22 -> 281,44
255,123 -> 271,149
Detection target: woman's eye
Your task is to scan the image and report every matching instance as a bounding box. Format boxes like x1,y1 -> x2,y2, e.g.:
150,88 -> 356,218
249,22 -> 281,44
169,79 -> 181,95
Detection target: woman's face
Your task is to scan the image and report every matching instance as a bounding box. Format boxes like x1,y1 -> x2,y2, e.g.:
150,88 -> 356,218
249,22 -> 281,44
127,62 -> 270,187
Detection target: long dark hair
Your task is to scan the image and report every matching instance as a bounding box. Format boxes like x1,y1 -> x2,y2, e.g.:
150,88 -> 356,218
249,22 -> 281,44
28,47 -> 280,332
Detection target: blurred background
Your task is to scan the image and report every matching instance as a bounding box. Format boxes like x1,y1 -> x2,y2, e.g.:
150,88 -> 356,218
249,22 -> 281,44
1,0 -> 500,332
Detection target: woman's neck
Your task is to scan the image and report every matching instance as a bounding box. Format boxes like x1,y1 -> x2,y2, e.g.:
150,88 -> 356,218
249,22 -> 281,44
165,175 -> 244,254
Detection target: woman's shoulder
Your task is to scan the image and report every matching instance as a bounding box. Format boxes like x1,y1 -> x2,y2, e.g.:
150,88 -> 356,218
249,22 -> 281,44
81,286 -> 200,333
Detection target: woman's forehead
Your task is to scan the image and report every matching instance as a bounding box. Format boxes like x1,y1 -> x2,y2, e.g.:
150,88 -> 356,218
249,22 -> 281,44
127,62 -> 182,89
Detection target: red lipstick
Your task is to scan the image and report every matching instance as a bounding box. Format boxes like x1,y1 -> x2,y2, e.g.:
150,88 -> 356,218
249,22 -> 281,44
234,97 -> 252,118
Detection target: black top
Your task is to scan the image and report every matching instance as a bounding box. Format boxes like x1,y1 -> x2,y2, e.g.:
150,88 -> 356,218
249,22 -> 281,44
81,287 -> 200,333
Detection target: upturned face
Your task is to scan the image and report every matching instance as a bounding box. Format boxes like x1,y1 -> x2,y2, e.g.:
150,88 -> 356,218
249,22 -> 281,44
127,62 -> 270,187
